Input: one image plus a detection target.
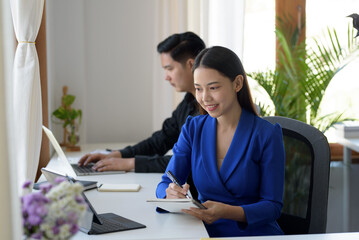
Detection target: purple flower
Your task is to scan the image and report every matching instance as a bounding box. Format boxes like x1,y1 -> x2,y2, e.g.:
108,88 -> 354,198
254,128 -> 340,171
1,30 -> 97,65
56,218 -> 66,226
67,211 -> 78,222
23,196 -> 48,215
21,192 -> 50,230
27,214 -> 42,225
22,192 -> 49,210
75,195 -> 85,204
35,204 -> 48,216
22,180 -> 32,189
52,225 -> 60,235
54,177 -> 66,184
30,232 -> 43,239
39,182 -> 53,194
21,178 -> 86,238
70,224 -> 79,234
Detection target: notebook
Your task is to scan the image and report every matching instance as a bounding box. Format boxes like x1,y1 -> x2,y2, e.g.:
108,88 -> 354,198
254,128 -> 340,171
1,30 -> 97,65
64,176 -> 146,235
146,198 -> 206,213
97,183 -> 141,192
42,126 -> 125,177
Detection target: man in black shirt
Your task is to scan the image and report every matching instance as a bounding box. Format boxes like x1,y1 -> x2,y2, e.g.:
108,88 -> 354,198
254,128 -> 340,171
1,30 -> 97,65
78,32 -> 205,174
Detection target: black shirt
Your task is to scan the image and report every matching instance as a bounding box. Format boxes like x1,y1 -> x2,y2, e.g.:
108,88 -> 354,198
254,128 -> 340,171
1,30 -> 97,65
119,93 -> 199,199
119,93 -> 198,172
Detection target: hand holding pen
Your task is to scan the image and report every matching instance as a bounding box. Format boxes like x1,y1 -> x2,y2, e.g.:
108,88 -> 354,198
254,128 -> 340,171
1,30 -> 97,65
166,171 -> 191,199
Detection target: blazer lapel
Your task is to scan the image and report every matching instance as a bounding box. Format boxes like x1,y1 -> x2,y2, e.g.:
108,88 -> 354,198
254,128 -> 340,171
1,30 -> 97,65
219,109 -> 255,184
200,116 -> 220,185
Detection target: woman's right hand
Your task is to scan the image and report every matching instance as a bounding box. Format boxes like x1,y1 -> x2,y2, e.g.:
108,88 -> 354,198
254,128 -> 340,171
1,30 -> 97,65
77,151 -> 122,166
165,183 -> 190,199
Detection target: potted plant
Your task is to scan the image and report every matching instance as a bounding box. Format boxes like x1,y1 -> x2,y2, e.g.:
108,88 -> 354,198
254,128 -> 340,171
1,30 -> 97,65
248,18 -> 359,216
248,18 -> 359,131
52,86 -> 82,151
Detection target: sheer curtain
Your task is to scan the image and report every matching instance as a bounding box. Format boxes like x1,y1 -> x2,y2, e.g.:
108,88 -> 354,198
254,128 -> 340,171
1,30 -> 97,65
152,0 -> 245,131
1,0 -> 22,238
152,0 -> 189,131
207,0 -> 245,59
10,0 -> 44,191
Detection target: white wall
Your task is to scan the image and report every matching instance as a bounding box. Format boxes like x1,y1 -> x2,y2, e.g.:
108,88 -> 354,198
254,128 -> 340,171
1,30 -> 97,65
47,0 -> 159,144
46,0 -> 248,145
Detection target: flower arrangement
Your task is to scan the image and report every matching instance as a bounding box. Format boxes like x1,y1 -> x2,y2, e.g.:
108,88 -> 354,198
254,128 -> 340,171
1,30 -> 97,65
21,177 -> 87,240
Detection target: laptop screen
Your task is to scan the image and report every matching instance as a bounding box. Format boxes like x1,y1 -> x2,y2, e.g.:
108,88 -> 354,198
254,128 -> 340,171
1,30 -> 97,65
42,126 -> 77,178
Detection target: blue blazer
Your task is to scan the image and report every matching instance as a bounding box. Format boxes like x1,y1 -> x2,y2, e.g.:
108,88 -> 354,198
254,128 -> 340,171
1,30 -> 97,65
156,109 -> 285,237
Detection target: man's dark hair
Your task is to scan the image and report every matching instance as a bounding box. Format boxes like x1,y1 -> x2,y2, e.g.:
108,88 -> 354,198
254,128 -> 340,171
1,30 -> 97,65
157,32 -> 206,65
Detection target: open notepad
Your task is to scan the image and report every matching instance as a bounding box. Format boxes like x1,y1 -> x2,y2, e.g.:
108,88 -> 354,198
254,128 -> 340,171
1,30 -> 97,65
146,198 -> 206,213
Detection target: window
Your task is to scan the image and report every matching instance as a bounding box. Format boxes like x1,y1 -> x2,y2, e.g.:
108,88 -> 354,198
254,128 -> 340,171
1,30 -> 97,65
243,0 -> 359,141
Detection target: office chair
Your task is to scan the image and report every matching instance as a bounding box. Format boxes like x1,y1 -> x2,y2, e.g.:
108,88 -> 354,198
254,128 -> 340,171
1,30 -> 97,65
263,116 -> 331,234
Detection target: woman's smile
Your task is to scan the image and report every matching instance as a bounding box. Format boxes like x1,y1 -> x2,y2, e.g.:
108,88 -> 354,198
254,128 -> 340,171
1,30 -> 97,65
205,104 -> 219,112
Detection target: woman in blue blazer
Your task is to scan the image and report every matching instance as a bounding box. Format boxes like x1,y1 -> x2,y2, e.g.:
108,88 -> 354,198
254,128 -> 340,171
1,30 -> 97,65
156,46 -> 285,237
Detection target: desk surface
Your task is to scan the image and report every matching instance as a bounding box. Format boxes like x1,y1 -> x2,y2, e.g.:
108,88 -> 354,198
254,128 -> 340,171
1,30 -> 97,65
44,143 -> 209,240
45,143 -> 359,240
335,137 -> 359,152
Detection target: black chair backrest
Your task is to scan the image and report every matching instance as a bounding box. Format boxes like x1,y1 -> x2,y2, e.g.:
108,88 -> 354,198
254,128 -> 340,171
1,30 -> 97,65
263,116 -> 331,234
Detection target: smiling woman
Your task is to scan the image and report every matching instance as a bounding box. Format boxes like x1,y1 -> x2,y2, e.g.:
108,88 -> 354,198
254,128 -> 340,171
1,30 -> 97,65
156,46 -> 285,238
194,46 -> 258,118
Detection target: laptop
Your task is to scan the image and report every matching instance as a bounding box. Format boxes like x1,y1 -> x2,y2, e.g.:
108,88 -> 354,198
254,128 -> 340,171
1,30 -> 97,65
42,126 -> 125,177
59,174 -> 146,234
40,168 -> 98,191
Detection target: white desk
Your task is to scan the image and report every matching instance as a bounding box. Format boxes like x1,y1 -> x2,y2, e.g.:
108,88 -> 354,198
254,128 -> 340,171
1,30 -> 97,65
44,143 -> 359,240
335,137 -> 359,232
44,143 -> 209,240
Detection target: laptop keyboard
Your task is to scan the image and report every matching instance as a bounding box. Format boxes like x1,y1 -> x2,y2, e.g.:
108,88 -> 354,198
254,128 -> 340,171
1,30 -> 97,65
91,217 -> 129,233
88,213 -> 146,234
72,164 -> 96,174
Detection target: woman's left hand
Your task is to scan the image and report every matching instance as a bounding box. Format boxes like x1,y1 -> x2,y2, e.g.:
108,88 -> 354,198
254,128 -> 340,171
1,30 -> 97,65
182,200 -> 226,224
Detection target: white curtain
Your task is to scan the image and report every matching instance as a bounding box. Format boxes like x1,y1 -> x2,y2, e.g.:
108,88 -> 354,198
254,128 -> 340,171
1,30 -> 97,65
152,0 -> 244,131
207,0 -> 245,59
152,0 -> 209,131
1,0 -> 22,238
10,0 -> 44,191
152,0 -> 189,131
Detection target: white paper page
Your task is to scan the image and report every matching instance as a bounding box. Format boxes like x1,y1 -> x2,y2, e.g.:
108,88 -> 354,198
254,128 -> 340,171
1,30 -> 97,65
147,199 -> 204,213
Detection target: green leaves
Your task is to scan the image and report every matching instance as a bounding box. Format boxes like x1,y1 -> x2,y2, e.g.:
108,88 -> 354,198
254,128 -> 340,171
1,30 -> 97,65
249,20 -> 359,132
62,94 -> 76,107
52,107 -> 82,128
52,94 -> 82,145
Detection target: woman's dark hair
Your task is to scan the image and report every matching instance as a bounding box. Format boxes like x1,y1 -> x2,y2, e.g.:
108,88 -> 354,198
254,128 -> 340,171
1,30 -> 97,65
157,32 -> 206,65
193,46 -> 258,116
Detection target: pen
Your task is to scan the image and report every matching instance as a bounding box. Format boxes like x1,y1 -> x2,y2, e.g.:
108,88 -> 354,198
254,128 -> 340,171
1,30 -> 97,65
166,171 -> 190,199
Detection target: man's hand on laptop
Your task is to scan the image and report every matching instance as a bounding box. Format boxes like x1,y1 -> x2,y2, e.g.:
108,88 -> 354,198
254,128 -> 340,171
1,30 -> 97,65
78,151 -> 135,172
92,157 -> 135,172
78,151 -> 122,166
